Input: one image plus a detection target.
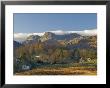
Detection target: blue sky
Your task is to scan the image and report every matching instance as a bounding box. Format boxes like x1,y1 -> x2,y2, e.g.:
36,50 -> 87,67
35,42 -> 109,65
14,13 -> 97,33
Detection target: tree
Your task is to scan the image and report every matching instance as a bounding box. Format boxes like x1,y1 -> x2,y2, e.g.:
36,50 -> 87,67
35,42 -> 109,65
71,49 -> 80,62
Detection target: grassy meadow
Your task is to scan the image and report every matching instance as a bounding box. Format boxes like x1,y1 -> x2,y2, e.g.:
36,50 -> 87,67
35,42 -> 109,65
15,62 -> 97,75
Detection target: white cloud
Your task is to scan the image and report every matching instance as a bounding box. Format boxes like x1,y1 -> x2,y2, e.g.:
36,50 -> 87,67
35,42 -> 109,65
67,29 -> 97,36
14,33 -> 44,42
49,30 -> 66,35
49,29 -> 97,36
14,29 -> 97,42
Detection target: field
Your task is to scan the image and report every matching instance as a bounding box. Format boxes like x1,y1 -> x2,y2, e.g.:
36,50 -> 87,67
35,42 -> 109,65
15,63 -> 97,75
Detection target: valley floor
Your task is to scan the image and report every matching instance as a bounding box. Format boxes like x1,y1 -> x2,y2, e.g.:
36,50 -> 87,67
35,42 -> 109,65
15,63 -> 97,75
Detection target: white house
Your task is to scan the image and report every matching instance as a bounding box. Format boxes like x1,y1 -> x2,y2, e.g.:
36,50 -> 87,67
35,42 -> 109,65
87,58 -> 91,62
79,58 -> 85,63
35,56 -> 40,58
22,65 -> 31,70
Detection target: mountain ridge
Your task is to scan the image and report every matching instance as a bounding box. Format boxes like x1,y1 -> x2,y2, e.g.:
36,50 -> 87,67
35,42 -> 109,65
14,29 -> 97,42
14,32 -> 97,51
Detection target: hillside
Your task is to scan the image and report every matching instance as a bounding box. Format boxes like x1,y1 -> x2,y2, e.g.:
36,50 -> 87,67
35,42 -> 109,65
14,32 -> 97,75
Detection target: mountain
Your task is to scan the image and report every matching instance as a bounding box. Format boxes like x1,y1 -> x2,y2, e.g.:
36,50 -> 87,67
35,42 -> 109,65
65,35 -> 97,50
55,33 -> 81,40
21,32 -> 81,46
27,35 -> 40,40
40,32 -> 81,42
23,35 -> 41,44
14,41 -> 22,48
19,32 -> 97,51
40,32 -> 55,42
14,29 -> 97,42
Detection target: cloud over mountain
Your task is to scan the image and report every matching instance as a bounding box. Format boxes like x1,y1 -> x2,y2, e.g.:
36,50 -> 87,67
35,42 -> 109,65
14,33 -> 44,42
14,29 -> 97,42
49,29 -> 97,36
67,29 -> 97,36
